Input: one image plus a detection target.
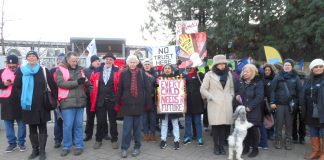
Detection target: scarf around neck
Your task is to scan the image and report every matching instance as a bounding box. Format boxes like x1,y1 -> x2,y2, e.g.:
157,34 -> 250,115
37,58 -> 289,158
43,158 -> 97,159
130,68 -> 139,97
20,63 -> 40,110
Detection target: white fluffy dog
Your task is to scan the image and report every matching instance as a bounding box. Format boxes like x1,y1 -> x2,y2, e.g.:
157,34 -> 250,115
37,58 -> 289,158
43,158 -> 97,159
228,105 -> 253,160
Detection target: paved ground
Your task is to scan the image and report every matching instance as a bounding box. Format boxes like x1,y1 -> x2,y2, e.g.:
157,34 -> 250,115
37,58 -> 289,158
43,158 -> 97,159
0,120 -> 312,160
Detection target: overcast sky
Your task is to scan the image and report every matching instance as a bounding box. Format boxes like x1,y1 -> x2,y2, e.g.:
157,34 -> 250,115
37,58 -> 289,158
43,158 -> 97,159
2,0 -> 157,45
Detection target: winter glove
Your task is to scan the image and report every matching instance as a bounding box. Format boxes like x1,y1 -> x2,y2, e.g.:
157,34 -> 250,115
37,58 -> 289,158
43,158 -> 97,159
77,77 -> 86,85
114,105 -> 121,113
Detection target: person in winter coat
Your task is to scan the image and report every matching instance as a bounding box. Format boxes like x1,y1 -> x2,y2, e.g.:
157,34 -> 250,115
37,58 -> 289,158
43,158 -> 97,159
157,64 -> 182,150
49,53 -> 65,149
115,55 -> 151,158
270,59 -> 303,150
200,54 -> 234,155
15,51 -> 58,160
259,64 -> 276,149
183,66 -> 205,146
83,55 -> 110,142
89,53 -> 120,150
302,58 -> 324,160
56,52 -> 87,157
235,64 -> 264,158
0,55 -> 26,153
141,58 -> 158,142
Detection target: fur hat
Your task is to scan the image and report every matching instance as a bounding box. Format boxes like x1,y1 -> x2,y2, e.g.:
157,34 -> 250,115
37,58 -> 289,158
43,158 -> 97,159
212,54 -> 227,66
6,55 -> 19,64
283,58 -> 295,67
26,51 -> 39,59
309,58 -> 324,70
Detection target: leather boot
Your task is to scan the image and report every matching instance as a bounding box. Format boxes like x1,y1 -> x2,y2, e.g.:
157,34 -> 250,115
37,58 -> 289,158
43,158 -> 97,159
305,137 -> 321,160
28,134 -> 39,160
39,134 -> 47,160
248,147 -> 259,158
143,134 -> 150,142
319,138 -> 324,160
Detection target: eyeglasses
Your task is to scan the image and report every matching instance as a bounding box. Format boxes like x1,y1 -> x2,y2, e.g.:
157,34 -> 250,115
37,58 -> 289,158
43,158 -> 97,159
314,65 -> 323,69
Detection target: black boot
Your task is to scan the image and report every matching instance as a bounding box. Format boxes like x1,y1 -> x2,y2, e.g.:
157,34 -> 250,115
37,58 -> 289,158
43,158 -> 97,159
248,147 -> 259,158
39,134 -> 47,160
29,134 -> 39,160
242,146 -> 250,155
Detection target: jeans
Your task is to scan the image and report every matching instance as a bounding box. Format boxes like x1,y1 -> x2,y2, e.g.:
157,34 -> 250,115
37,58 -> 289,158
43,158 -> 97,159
142,109 -> 156,135
121,115 -> 142,150
54,109 -> 63,144
259,123 -> 268,147
184,113 -> 202,140
309,127 -> 324,137
161,114 -> 179,142
61,107 -> 84,150
4,120 -> 26,146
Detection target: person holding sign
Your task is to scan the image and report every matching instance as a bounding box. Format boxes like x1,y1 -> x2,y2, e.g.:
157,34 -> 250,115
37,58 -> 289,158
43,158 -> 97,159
115,55 -> 151,158
157,64 -> 182,150
183,67 -> 205,146
200,55 -> 234,155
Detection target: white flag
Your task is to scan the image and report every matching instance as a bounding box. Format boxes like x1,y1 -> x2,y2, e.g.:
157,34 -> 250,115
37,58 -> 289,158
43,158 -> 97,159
86,38 -> 97,67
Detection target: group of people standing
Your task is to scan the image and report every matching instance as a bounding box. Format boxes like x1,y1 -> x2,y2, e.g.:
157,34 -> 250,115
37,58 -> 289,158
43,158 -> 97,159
0,51 -> 323,160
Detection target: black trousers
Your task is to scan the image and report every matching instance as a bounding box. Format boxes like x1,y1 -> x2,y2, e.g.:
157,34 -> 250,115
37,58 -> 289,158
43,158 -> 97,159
95,100 -> 118,142
244,125 -> 260,149
212,125 -> 230,148
292,109 -> 306,140
85,102 -> 108,138
29,123 -> 47,135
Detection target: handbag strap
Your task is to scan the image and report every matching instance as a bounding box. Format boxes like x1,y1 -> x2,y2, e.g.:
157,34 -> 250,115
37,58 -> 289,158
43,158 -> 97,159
283,81 -> 292,100
42,66 -> 51,91
197,72 -> 202,84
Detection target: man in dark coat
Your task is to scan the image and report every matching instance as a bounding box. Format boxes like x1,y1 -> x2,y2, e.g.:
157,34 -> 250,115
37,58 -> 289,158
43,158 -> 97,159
0,55 -> 26,152
115,54 -> 151,158
89,53 -> 120,150
83,55 -> 111,142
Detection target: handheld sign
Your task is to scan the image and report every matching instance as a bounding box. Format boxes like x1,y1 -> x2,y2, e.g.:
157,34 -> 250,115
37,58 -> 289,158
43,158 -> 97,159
157,77 -> 186,113
152,46 -> 177,66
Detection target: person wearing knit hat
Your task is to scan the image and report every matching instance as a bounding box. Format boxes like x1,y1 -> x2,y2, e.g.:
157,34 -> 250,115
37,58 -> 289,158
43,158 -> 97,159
26,51 -> 39,59
284,58 -> 295,68
142,58 -> 151,65
302,58 -> 324,160
6,54 -> 19,65
309,58 -> 324,71
90,55 -> 100,64
1,54 -> 26,153
271,57 -> 303,149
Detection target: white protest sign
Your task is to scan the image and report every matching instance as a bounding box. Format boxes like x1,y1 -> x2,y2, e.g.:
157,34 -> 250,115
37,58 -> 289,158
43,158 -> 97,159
175,20 -> 199,45
157,79 -> 186,113
152,46 -> 177,66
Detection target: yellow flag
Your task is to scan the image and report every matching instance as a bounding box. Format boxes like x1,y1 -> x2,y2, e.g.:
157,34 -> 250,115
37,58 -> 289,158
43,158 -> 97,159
264,46 -> 283,64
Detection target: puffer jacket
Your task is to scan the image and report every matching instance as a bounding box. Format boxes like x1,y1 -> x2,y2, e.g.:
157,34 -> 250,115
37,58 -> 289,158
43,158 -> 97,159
56,62 -> 87,109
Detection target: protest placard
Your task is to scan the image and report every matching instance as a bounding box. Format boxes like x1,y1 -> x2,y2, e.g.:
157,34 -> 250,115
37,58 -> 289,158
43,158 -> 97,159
152,46 -> 177,66
157,78 -> 186,113
175,20 -> 199,45
178,32 -> 207,68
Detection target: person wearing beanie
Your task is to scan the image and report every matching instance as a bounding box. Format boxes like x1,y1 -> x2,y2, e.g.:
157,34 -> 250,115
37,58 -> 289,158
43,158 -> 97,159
302,58 -> 324,160
16,50 -> 58,160
141,58 -> 158,142
1,54 -> 26,153
26,51 -> 39,59
83,54 -> 107,144
200,55 -> 235,155
270,58 -> 303,150
50,53 -> 66,149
